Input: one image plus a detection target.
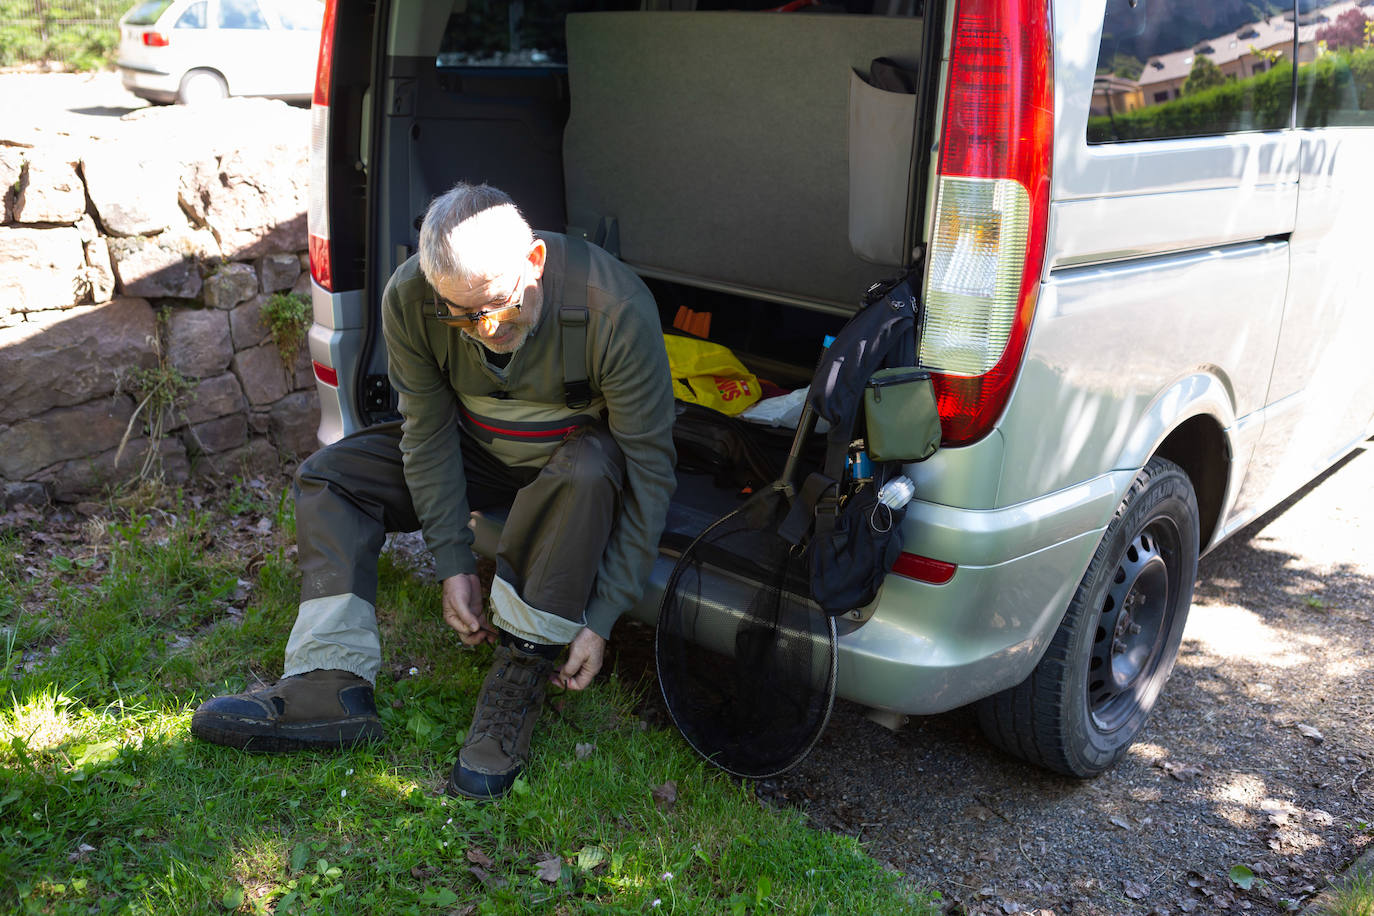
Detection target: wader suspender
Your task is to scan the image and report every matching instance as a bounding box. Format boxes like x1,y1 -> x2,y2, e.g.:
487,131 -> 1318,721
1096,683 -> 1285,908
560,238 -> 594,410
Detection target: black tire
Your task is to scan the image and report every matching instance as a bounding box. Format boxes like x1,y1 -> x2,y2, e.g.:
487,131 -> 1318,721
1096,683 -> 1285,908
177,69 -> 228,105
977,457 -> 1200,777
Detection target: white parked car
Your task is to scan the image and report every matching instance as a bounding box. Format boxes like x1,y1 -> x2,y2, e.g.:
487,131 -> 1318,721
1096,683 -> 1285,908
116,0 -> 324,105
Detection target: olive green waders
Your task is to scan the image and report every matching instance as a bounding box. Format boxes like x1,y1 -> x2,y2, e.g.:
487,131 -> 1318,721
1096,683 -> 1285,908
283,418 -> 625,683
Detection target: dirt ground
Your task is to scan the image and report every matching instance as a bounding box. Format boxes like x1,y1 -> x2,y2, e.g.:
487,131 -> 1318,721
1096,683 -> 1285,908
715,442 -> 1373,915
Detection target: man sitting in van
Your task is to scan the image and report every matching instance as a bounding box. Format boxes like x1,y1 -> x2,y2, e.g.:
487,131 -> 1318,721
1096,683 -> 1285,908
191,182 -> 677,800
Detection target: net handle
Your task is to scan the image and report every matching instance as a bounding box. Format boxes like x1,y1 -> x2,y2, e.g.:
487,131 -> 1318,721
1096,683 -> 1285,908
780,401 -> 816,489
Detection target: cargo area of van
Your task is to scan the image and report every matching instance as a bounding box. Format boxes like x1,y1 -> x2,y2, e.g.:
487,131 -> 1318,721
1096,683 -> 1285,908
311,0 -> 941,548
326,8 -> 926,375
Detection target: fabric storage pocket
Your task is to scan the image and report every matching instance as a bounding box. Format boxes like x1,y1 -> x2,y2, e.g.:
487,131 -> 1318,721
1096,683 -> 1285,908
863,367 -> 940,462
847,65 -> 919,266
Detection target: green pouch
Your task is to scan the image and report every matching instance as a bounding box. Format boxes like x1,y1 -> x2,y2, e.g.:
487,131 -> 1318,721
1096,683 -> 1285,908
863,368 -> 941,462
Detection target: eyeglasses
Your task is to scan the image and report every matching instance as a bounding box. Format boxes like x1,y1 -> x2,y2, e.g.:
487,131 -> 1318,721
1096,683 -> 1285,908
427,266 -> 526,330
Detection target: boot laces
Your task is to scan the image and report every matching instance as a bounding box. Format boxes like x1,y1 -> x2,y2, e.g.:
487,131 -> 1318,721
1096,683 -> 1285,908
472,651 -> 551,749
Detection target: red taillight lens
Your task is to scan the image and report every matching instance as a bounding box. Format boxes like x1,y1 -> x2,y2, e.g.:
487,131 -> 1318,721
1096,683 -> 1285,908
920,0 -> 1052,446
141,31 -> 169,46
891,552 -> 957,585
308,0 -> 338,291
312,0 -> 337,107
313,360 -> 339,388
308,232 -> 332,290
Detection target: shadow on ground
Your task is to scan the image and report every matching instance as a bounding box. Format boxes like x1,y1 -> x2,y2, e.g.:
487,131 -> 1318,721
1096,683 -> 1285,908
609,446 -> 1374,915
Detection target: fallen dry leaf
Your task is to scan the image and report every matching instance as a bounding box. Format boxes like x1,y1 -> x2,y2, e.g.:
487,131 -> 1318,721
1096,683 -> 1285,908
468,866 -> 505,888
652,781 -> 678,812
1296,724 -> 1324,743
1110,816 -> 1133,830
67,843 -> 96,863
410,864 -> 436,880
1157,760 -> 1205,780
535,857 -> 562,883
465,848 -> 494,869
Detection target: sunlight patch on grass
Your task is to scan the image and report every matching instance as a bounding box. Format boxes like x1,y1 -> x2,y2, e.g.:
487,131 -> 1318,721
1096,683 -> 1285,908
0,687 -> 82,756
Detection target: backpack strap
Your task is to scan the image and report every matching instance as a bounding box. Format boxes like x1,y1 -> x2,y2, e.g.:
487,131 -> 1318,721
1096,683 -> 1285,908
560,237 -> 594,410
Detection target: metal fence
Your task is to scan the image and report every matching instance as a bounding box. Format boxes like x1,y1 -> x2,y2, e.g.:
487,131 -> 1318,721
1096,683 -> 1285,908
0,1 -> 130,68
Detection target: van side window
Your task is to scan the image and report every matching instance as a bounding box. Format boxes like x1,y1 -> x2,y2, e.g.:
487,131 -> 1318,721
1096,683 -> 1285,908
1295,7 -> 1374,127
1088,0 -> 1296,143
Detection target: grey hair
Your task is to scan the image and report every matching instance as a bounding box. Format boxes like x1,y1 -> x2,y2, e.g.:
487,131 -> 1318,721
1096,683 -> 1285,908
417,182 -> 533,286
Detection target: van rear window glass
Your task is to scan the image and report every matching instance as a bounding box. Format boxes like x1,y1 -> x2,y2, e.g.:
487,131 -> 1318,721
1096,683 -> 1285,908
1088,0 -> 1296,143
1295,7 -> 1374,127
438,0 -> 639,68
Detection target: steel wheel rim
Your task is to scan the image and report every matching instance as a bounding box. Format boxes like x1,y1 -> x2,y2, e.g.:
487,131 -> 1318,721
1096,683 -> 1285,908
1088,518 -> 1179,731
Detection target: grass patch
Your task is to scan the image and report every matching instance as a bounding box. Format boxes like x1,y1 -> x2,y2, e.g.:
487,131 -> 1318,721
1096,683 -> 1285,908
0,490 -> 937,915
1318,867 -> 1374,916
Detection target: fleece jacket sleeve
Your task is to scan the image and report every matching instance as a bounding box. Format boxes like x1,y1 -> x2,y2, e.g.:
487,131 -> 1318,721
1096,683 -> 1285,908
380,263 -> 478,582
581,284 -> 677,638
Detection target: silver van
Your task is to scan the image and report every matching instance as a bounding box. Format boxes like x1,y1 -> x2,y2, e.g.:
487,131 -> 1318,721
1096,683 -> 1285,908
303,0 -> 1374,776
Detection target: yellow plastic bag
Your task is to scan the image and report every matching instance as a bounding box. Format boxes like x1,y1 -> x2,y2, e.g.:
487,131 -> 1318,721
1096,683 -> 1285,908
663,334 -> 762,416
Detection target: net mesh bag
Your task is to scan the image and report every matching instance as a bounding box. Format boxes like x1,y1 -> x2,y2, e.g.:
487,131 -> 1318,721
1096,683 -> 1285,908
655,485 -> 836,778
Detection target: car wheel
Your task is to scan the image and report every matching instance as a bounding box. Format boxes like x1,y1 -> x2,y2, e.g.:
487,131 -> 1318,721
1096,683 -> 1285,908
177,69 -> 228,105
976,456 -> 1200,777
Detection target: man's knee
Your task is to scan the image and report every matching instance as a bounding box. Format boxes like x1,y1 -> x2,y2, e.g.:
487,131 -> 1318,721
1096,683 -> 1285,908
550,423 -> 625,491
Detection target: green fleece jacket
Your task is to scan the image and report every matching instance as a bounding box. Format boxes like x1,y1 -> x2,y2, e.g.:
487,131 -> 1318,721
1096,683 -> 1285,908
380,233 -> 677,638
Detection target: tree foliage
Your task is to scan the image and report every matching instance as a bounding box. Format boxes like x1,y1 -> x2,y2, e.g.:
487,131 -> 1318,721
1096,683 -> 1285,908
0,0 -> 122,69
1183,55 -> 1227,96
1316,9 -> 1372,51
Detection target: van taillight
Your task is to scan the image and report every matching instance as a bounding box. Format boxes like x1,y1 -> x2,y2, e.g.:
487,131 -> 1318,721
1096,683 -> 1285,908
921,0 -> 1052,446
307,0 -> 339,291
141,31 -> 169,46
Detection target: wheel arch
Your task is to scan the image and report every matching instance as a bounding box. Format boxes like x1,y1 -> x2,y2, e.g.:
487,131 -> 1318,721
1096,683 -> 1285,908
179,67 -> 231,96
1152,415 -> 1229,553
1116,372 -> 1236,554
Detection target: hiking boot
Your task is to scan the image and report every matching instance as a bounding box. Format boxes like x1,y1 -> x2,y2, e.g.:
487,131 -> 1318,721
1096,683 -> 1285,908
448,643 -> 556,800
190,669 -> 384,752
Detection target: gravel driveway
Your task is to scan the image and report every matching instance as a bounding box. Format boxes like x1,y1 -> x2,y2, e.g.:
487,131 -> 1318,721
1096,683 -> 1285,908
744,441 -> 1374,915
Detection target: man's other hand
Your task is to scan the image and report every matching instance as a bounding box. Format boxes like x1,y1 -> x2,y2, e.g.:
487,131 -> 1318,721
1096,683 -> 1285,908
441,574 -> 497,646
555,628 -> 606,691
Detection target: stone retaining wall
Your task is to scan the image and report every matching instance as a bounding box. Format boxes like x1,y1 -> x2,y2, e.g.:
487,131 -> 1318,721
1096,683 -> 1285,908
0,99 -> 319,508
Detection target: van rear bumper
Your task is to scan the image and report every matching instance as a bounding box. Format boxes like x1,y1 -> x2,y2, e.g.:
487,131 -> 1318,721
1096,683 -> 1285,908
830,469 -> 1135,714
474,469 -> 1135,716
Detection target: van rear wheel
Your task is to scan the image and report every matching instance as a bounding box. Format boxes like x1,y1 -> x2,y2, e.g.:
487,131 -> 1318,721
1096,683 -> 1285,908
976,457 -> 1200,777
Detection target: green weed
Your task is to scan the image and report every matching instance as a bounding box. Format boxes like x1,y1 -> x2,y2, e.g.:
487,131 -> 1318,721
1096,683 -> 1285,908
262,292 -> 312,372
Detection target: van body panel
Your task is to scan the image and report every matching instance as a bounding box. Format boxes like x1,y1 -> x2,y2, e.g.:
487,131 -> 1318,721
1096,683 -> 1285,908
993,241 -> 1288,507
898,471 -> 1129,568
1046,181 -> 1297,268
1240,129 -> 1374,513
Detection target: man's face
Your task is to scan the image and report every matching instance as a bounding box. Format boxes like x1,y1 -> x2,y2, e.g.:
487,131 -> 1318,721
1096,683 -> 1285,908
433,241 -> 546,354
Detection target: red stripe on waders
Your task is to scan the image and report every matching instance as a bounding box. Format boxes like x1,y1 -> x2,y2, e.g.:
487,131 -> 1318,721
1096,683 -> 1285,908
461,410 -> 580,440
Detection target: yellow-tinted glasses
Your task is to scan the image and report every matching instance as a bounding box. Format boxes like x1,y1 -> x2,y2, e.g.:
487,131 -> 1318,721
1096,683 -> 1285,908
427,267 -> 526,330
